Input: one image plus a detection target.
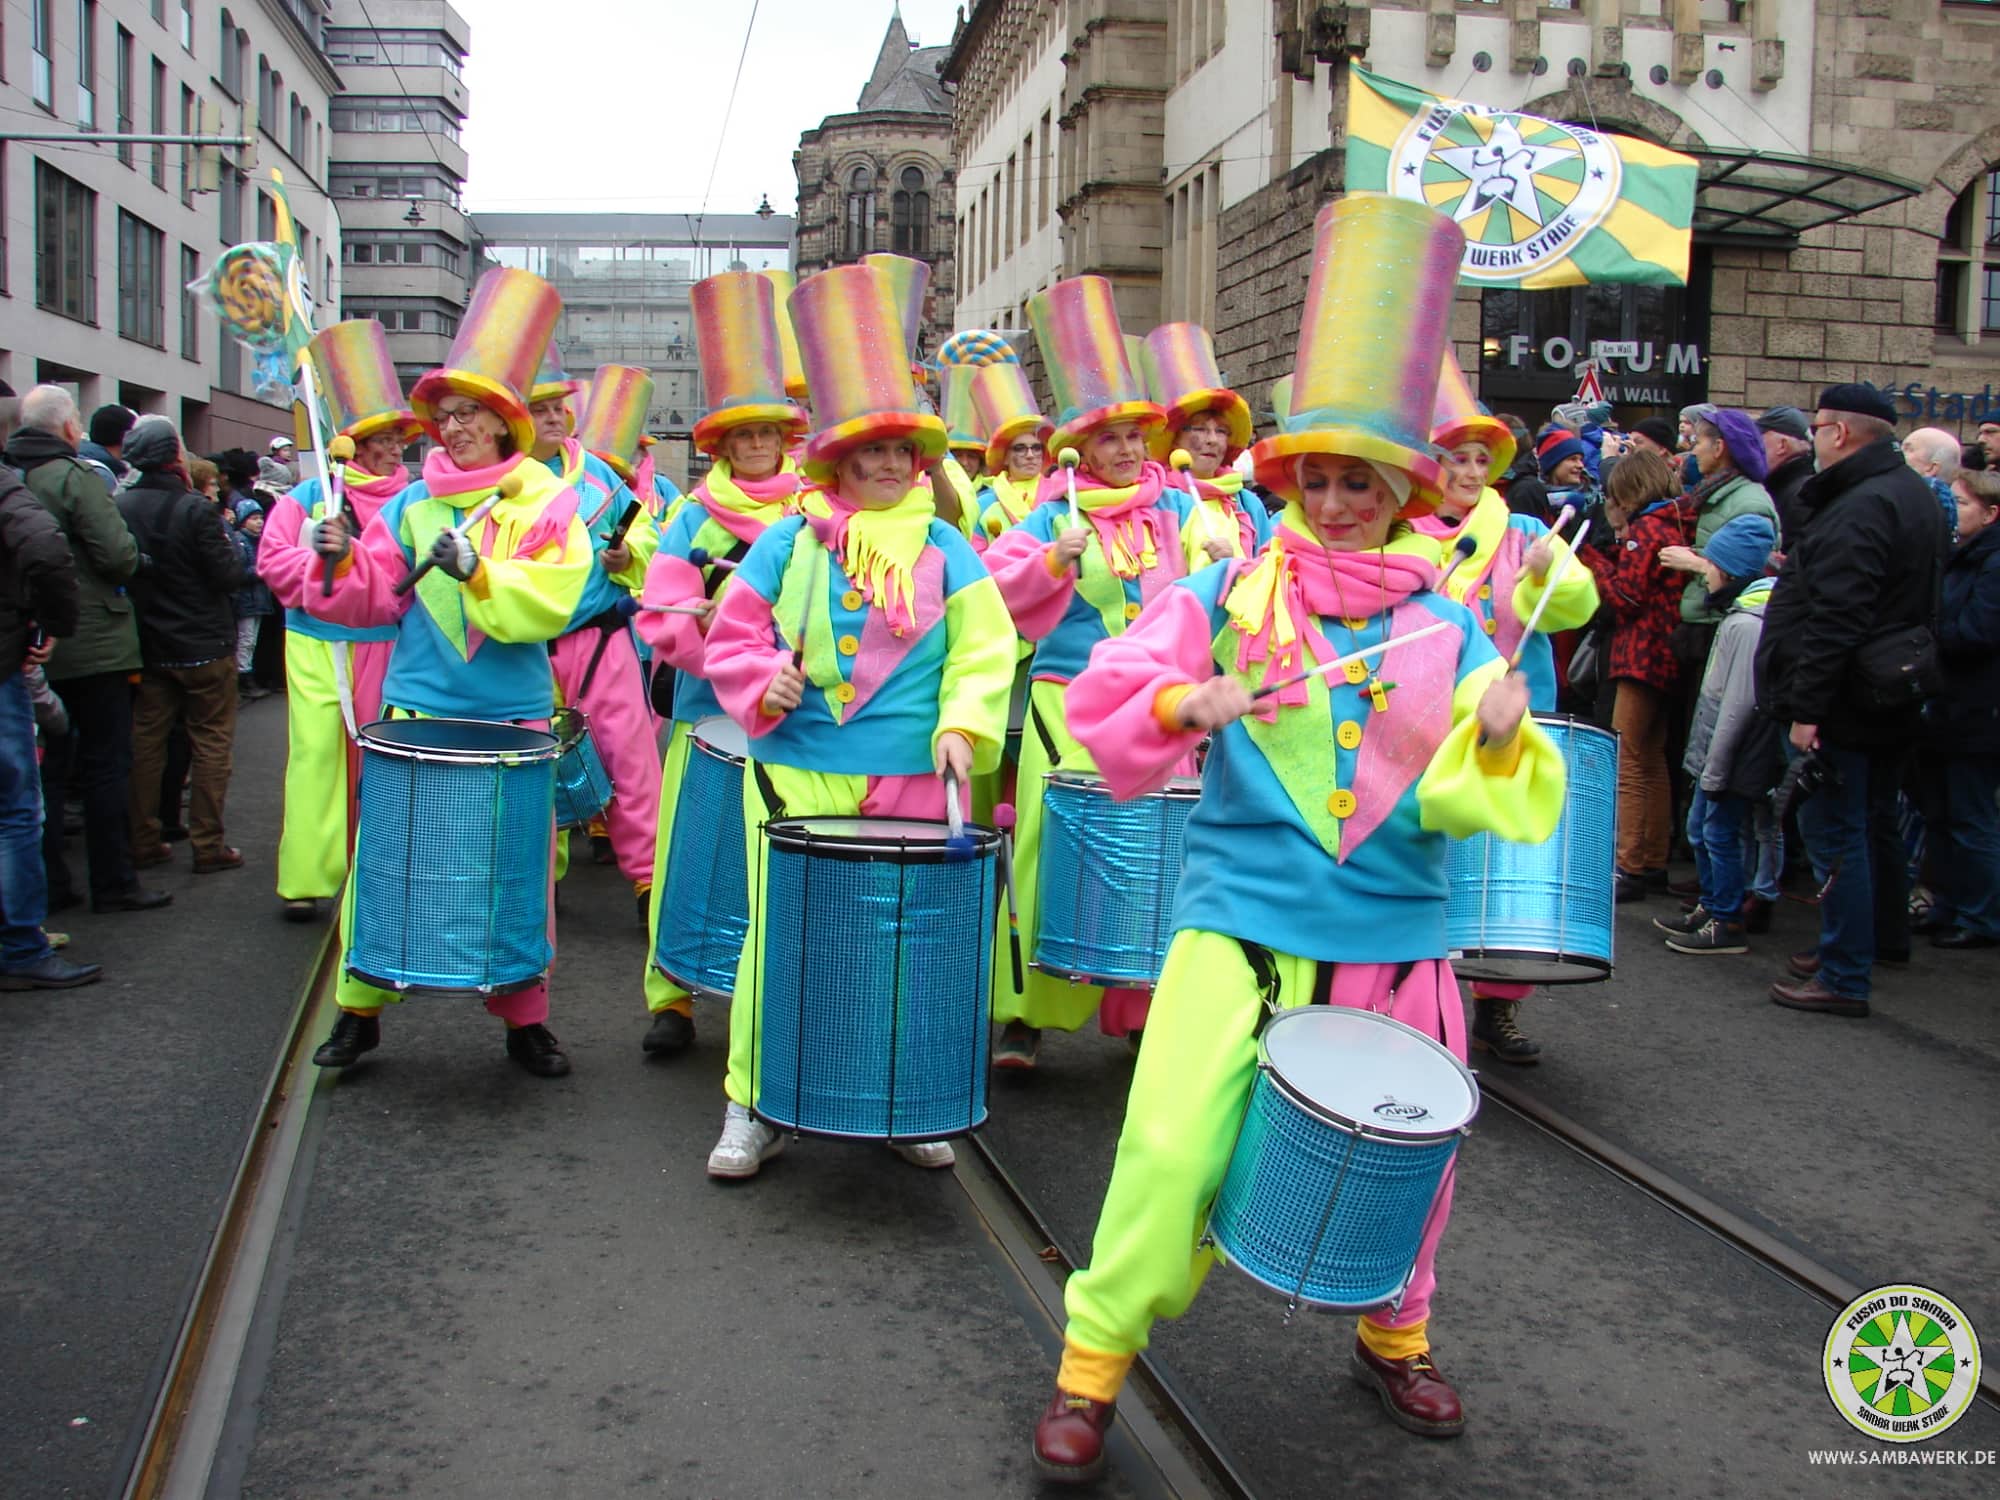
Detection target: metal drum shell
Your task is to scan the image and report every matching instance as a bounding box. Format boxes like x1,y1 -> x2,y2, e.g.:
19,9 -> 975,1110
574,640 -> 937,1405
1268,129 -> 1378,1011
348,718 -> 561,996
550,707 -> 615,830
653,717 -> 752,1000
1444,713 -> 1618,985
1033,772 -> 1201,988
753,816 -> 999,1142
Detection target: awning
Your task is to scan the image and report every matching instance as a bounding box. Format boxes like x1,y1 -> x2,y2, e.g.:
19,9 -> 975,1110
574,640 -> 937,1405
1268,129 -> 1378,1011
1687,147 -> 1921,243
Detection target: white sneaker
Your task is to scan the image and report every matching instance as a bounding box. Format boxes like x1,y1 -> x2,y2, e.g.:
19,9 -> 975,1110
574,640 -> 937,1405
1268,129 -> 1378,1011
888,1139 -> 956,1169
707,1102 -> 785,1179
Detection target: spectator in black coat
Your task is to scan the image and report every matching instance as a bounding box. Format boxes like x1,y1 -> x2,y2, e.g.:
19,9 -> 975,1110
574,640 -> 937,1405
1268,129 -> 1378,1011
1757,385 -> 1953,1017
115,418 -> 247,877
1918,468 -> 2000,950
1755,406 -> 1815,550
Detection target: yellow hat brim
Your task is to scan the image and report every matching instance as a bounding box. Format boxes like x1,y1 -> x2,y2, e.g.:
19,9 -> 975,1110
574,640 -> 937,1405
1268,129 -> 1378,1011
801,412 -> 949,484
411,370 -> 536,456
693,402 -> 810,457
1430,416 -> 1518,485
984,415 -> 1052,474
1049,400 -> 1166,462
1248,429 -> 1443,516
1158,390 -> 1254,459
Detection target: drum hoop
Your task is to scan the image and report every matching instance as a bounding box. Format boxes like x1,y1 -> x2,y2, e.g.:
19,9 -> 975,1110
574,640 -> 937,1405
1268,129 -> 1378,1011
690,728 -> 749,768
551,706 -> 592,752
358,717 -> 563,767
1257,1010 -> 1479,1142
1042,770 -> 1201,800
762,817 -> 1001,864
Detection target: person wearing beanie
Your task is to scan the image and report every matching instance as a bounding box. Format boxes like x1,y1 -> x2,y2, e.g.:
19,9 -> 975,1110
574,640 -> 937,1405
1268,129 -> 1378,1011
80,405 -> 136,489
697,261 -> 1016,1179
1755,406 -> 1815,548
115,417 -> 248,878
1028,197 -> 1568,1480
1657,514 -> 1782,955
1658,409 -> 1778,630
1630,416 -> 1677,460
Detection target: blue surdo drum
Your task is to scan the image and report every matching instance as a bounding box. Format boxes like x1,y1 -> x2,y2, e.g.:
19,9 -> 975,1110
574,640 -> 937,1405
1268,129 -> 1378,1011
653,716 -> 751,1000
348,718 -> 560,995
753,817 -> 998,1141
550,707 -> 614,829
1034,772 -> 1200,987
1207,1007 -> 1477,1311
1445,714 -> 1617,984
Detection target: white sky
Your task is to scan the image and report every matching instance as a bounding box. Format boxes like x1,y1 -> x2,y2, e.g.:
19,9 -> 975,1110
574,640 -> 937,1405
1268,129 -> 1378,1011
454,1 -> 963,215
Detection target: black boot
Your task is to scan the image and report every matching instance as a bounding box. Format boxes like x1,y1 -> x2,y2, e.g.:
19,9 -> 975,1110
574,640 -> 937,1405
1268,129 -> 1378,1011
313,1011 -> 380,1068
506,1023 -> 571,1077
642,1008 -> 695,1055
1470,997 -> 1541,1065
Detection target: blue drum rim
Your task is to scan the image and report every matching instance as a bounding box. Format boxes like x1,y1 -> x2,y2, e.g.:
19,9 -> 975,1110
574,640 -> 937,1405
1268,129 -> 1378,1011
1042,770 -> 1202,799
762,817 -> 1001,863
357,716 -> 562,765
343,963 -> 549,998
1256,1008 -> 1480,1145
749,1104 -> 990,1144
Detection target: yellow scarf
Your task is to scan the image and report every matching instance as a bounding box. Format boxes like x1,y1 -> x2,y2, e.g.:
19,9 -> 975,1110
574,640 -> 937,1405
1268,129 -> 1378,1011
799,483 -> 935,634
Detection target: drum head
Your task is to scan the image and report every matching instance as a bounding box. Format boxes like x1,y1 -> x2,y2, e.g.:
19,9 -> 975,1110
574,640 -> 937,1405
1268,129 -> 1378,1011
764,816 -> 999,860
692,715 -> 750,762
358,717 -> 560,763
1261,1007 -> 1477,1140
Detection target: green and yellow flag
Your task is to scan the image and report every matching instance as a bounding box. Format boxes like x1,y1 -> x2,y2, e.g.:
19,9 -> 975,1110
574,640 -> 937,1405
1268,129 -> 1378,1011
1344,68 -> 1696,289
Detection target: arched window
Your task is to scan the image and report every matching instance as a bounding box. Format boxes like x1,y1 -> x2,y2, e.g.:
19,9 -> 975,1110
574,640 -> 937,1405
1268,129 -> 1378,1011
892,165 -> 930,257
1936,169 -> 2000,340
844,166 -> 875,261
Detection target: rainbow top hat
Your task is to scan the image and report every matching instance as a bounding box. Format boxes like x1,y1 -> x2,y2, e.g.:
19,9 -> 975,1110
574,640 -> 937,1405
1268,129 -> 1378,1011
690,271 -> 809,457
304,320 -> 420,443
792,263 -> 946,483
410,267 -> 561,455
1430,353 -> 1516,483
941,364 -> 984,455
1027,276 -> 1163,456
760,268 -> 810,401
1267,375 -> 1295,434
969,362 -> 1050,473
529,340 -> 581,406
573,365 -> 655,481
1141,322 -> 1252,458
863,253 -> 931,361
1249,196 -> 1463,513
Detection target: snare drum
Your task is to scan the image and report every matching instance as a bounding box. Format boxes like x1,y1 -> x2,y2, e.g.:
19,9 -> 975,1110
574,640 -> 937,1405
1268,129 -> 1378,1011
1034,773 -> 1200,987
653,717 -> 751,999
1207,1007 -> 1476,1310
1445,714 -> 1617,984
348,718 -> 561,995
753,817 -> 998,1141
551,707 -> 614,829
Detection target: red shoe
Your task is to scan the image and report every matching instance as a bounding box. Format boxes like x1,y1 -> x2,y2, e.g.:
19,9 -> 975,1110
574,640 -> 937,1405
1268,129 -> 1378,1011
1350,1337 -> 1466,1437
193,846 -> 245,874
1787,949 -> 1820,979
1769,975 -> 1869,1018
1032,1388 -> 1115,1483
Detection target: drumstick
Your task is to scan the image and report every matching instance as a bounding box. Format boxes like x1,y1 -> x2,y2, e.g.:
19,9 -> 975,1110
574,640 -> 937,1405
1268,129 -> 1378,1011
617,597 -> 710,619
1435,532 -> 1478,593
604,496 -> 644,552
394,473 -> 524,596
1506,507 -> 1584,669
993,802 -> 1025,990
1059,447 -> 1082,532
321,435 -> 355,598
1241,621 -> 1453,707
686,547 -> 739,571
941,768 -> 974,860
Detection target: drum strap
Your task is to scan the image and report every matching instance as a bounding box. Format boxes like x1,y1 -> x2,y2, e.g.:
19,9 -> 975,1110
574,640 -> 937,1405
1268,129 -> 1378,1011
1028,699 -> 1062,768
1236,939 -> 1416,1033
705,536 -> 754,600
751,760 -> 786,820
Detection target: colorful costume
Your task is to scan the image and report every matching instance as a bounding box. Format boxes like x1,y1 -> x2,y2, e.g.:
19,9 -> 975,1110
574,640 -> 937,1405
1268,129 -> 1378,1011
1139,322 -> 1271,562
257,319 -> 413,907
968,361 -> 1051,546
1031,196 -> 1566,1480
982,277 -> 1202,1043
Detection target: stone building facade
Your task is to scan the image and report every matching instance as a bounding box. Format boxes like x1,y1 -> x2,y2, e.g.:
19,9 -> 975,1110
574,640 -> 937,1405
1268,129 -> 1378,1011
792,9 -> 957,361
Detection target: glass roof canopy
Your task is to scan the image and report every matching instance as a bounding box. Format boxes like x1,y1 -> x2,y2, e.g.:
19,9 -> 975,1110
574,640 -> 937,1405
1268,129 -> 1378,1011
1687,147 -> 1922,242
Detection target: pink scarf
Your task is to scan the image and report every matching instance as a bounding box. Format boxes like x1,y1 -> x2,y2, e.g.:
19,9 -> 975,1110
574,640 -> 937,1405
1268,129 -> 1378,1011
419,450 -> 573,561
1033,459 -> 1172,579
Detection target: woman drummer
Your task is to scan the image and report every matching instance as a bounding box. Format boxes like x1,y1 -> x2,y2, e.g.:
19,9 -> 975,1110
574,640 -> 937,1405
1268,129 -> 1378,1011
981,278 -> 1207,1063
635,271 -> 807,1058
968,359 -> 1050,546
1139,322 -> 1272,565
698,262 -> 1016,1179
1027,198 -> 1566,1481
304,268 -> 593,1079
1411,360 -> 1600,1066
257,321 -> 418,922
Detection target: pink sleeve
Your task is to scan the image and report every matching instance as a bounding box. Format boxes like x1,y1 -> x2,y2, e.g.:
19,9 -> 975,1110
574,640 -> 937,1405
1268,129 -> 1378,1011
984,526 -> 1075,641
256,496 -> 321,611
301,507 -> 414,630
637,552 -> 709,670
701,574 -> 790,740
1067,585 -> 1215,799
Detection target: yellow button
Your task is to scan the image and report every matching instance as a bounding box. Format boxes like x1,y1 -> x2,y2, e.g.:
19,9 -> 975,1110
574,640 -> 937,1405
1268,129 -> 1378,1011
837,633 -> 859,655
1123,601 -> 1141,621
1327,789 -> 1357,818
1478,584 -> 1492,600
1482,617 -> 1498,635
1343,660 -> 1370,684
1336,720 -> 1362,750
842,589 -> 864,611
831,682 -> 857,703
1342,616 -> 1367,631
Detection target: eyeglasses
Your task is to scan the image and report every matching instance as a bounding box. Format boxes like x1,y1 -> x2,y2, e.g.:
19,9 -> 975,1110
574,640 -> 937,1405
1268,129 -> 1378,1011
1808,421 -> 1843,435
434,405 -> 486,430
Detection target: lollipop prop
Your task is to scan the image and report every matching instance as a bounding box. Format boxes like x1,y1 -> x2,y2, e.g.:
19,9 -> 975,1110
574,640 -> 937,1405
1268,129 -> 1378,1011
394,473 -> 522,596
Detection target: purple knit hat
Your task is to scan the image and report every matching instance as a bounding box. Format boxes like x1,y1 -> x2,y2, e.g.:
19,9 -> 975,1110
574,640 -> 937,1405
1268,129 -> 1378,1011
1708,408 -> 1770,483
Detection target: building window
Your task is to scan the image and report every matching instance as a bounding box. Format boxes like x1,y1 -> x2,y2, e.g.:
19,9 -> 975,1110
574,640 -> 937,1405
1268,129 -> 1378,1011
180,84 -> 195,204
118,210 -> 165,345
1039,111 -> 1053,226
288,91 -> 301,158
179,0 -> 192,52
256,188 -> 275,242
1173,0 -> 1227,82
256,55 -> 269,123
31,0 -> 54,110
844,166 -> 875,260
219,164 -> 241,242
180,245 -> 199,359
37,160 -> 97,322
217,8 -> 238,95
77,1 -> 97,128
149,56 -> 166,186
892,166 -> 930,258
1934,169 -> 2000,339
114,26 -> 133,166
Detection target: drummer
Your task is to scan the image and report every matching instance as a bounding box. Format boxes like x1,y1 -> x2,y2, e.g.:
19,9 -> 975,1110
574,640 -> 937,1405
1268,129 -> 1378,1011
531,347 -> 663,914
1412,360 -> 1600,1066
969,359 -> 1050,546
982,278 -> 1206,1063
1027,197 -> 1565,1481
257,321 -> 416,922
1139,323 -> 1271,564
304,267 -> 593,1079
636,271 -> 806,1058
700,261 -> 1015,1178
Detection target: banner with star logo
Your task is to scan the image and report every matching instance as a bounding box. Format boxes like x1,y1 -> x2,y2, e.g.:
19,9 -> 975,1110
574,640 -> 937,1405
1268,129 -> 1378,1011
1344,68 -> 1697,289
